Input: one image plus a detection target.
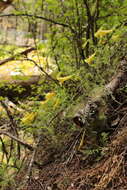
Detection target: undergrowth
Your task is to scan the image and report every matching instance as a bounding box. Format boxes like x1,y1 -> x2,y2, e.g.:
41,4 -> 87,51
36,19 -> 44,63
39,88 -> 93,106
0,0 -> 127,189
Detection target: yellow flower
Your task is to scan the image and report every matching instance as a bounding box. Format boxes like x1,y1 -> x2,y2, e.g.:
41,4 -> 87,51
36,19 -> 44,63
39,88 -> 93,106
40,92 -> 56,104
21,112 -> 37,125
45,92 -> 56,100
95,29 -> 113,38
85,53 -> 96,64
57,74 -> 73,85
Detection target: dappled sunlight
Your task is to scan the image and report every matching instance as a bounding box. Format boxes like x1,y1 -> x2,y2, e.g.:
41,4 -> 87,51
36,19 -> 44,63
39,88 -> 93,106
0,49 -> 56,79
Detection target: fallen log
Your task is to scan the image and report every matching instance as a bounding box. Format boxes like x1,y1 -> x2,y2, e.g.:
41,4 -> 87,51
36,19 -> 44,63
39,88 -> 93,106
73,60 -> 127,127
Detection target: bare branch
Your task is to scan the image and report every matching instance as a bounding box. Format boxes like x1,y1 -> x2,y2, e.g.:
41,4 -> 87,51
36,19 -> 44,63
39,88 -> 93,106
0,13 -> 74,31
0,130 -> 34,151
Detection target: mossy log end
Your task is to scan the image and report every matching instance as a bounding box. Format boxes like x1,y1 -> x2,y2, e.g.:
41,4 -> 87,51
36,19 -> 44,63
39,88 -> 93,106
73,60 -> 127,127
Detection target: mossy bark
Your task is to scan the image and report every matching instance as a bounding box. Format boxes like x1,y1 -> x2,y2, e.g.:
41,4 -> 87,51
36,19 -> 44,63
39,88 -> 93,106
73,60 -> 127,128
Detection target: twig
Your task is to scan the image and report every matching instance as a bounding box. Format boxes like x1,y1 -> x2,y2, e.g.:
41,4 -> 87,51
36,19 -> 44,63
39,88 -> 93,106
0,137 -> 8,161
0,100 -> 18,136
0,130 -> 34,151
25,58 -> 60,85
26,148 -> 36,180
21,136 -> 42,189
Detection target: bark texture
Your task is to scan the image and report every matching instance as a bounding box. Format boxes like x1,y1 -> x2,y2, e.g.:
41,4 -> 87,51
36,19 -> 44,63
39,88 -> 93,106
73,60 -> 127,127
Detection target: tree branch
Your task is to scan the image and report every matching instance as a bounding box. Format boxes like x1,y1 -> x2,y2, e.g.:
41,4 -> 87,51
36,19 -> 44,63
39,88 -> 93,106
0,13 -> 73,31
0,130 -> 34,151
83,0 -> 91,56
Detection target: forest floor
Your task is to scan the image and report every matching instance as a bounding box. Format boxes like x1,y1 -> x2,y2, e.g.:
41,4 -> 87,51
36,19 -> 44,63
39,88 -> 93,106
23,88 -> 127,190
